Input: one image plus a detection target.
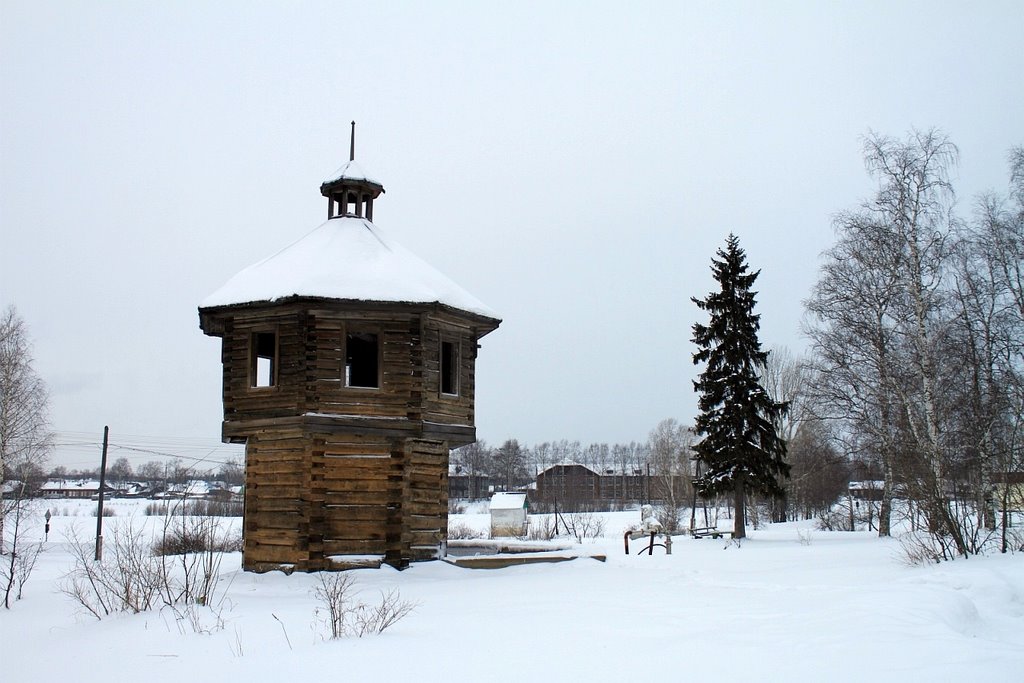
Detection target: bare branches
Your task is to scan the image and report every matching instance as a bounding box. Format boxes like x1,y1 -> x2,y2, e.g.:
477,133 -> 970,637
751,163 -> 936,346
60,505 -> 237,622
1,484 -> 44,607
806,131 -> 1024,555
1,306 -> 52,533
314,572 -> 416,639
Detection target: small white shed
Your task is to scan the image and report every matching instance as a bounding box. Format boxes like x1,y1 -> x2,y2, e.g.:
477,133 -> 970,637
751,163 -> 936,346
489,492 -> 528,537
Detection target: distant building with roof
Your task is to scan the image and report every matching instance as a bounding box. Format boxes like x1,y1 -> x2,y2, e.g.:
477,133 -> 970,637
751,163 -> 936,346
40,480 -> 115,499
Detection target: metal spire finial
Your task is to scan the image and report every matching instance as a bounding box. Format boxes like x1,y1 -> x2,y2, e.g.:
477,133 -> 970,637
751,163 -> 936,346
349,121 -> 356,161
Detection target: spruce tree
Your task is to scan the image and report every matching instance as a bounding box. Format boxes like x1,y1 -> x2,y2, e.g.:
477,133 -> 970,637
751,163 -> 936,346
691,234 -> 789,538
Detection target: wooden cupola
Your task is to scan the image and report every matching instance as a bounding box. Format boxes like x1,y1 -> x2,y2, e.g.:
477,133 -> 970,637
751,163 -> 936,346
320,122 -> 384,221
198,125 -> 500,572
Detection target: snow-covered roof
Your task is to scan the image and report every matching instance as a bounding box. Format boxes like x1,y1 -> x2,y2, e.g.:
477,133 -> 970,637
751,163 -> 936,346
848,480 -> 885,489
489,492 -> 527,510
536,461 -> 601,476
40,479 -> 106,492
322,159 -> 382,187
200,216 -> 499,320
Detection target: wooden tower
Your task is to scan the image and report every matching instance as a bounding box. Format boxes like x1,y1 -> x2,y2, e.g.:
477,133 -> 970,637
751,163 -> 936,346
198,125 -> 500,571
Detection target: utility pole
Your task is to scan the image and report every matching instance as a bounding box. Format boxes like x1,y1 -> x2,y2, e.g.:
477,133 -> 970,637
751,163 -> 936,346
94,425 -> 109,561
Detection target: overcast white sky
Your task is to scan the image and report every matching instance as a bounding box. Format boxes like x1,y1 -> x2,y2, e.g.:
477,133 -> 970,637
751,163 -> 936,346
2,1 -> 1022,469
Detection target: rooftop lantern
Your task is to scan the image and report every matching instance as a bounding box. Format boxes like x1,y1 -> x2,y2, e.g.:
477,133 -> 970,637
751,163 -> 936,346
320,122 -> 384,221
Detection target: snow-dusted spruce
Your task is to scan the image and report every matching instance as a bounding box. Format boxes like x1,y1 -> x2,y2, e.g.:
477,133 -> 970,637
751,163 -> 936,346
691,235 -> 789,539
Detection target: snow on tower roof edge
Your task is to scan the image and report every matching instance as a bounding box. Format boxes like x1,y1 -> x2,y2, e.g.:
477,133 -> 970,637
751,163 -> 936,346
199,216 -> 500,321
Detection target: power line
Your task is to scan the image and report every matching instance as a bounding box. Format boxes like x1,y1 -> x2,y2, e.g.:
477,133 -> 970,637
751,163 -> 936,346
47,429 -> 243,471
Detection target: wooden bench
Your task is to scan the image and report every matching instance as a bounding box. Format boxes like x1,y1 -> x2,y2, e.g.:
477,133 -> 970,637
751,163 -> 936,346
690,526 -> 733,539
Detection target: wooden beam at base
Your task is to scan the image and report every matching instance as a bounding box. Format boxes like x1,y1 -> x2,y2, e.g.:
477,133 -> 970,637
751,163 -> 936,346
442,554 -> 606,569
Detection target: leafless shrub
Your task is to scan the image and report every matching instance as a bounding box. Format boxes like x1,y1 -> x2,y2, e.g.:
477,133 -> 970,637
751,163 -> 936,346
187,499 -> 244,517
897,531 -> 948,565
816,508 -> 853,532
315,572 -> 357,639
796,528 -> 814,546
654,504 -> 682,534
352,589 -> 416,636
60,523 -> 161,618
490,524 -> 526,538
446,522 -> 485,540
153,511 -> 237,610
145,499 -> 242,517
62,505 -> 237,625
164,599 -> 227,636
1004,526 -> 1024,554
152,518 -> 240,556
816,500 -> 878,532
526,515 -> 557,541
8,540 -> 43,604
145,502 -> 168,517
314,572 -> 416,640
567,510 -> 605,542
447,499 -> 467,514
2,495 -> 44,607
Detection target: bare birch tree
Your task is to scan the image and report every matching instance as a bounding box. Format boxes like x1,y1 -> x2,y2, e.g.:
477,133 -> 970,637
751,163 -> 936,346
952,146 -> 1024,548
647,418 -> 693,531
862,130 -> 968,554
804,218 -> 904,536
1,306 -> 52,553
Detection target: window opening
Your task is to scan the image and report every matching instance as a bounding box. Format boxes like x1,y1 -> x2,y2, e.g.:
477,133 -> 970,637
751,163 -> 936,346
251,332 -> 276,388
345,331 -> 379,388
441,340 -> 459,395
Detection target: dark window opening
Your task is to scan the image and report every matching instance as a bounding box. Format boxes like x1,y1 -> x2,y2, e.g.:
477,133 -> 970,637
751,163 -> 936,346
251,332 -> 276,388
346,331 -> 379,388
441,340 -> 458,395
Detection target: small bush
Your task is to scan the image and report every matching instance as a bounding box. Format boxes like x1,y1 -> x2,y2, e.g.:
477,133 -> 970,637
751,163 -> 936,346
62,517 -> 234,630
446,522 -> 484,540
145,499 -> 242,517
188,499 -> 244,517
145,502 -> 170,517
561,511 -> 605,542
153,523 -> 242,556
655,505 -> 682,533
91,507 -> 116,517
816,508 -> 854,531
526,516 -> 557,541
314,572 -> 416,639
61,524 -> 160,618
897,531 -> 947,565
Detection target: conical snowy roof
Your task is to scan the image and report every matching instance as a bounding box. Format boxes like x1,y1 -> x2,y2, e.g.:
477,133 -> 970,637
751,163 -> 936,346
322,159 -> 382,187
200,216 -> 499,321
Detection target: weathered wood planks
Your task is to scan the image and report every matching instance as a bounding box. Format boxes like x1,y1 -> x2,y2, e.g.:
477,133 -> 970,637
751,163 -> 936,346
199,297 -> 499,571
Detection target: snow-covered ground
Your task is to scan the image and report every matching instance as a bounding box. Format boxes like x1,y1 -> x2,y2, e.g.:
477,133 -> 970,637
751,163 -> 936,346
3,500 -> 1022,682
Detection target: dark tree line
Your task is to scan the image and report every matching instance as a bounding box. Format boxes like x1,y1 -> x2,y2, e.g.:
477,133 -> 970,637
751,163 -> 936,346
451,437 -> 654,497
43,457 -> 245,490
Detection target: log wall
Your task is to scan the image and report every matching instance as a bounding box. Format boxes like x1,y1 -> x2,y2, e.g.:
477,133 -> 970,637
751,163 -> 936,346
242,425 -> 451,570
200,298 -> 499,571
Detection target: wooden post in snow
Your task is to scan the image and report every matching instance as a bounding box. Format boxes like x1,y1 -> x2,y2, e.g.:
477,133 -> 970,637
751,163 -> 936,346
94,425 -> 109,561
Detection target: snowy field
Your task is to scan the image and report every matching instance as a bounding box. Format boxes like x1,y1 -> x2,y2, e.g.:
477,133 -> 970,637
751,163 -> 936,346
2,499 -> 1022,682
